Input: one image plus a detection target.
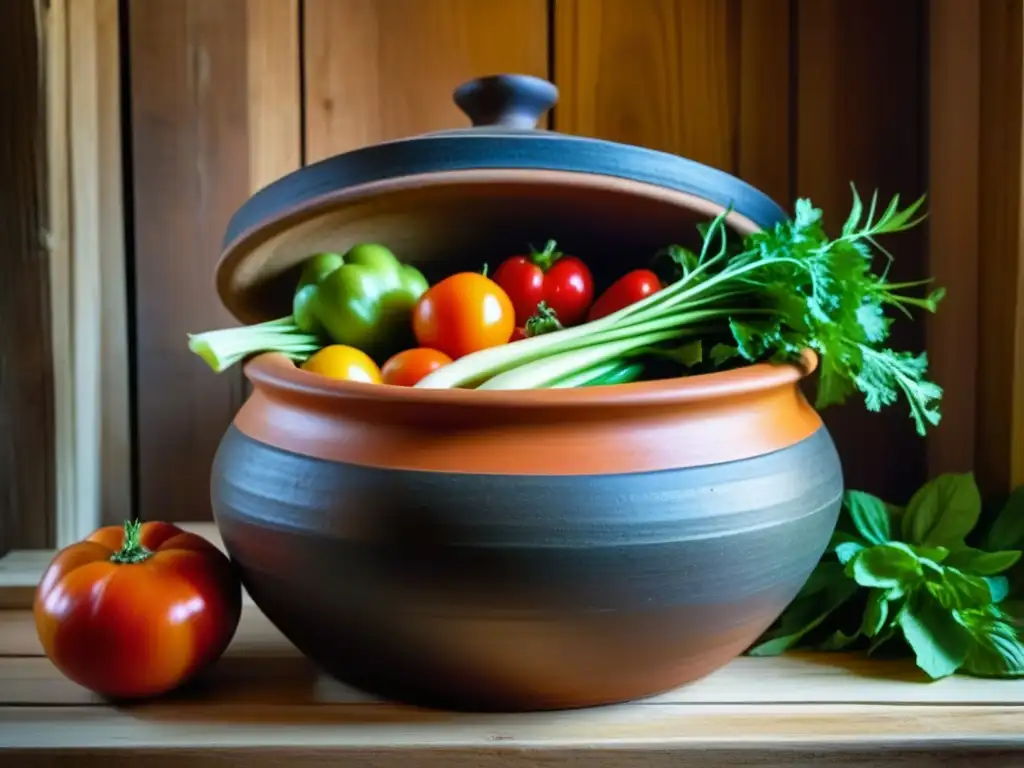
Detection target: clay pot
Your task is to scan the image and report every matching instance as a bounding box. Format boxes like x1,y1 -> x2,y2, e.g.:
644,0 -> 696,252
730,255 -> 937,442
209,74 -> 844,712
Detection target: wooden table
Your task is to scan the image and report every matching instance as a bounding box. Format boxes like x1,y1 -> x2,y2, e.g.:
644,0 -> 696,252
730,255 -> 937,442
2,604 -> 1023,766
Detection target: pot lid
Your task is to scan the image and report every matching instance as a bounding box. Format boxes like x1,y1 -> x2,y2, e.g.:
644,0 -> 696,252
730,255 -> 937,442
216,74 -> 789,325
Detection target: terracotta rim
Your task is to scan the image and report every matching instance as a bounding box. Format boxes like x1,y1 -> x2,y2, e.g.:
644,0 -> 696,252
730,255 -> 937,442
244,348 -> 819,410
215,168 -> 766,325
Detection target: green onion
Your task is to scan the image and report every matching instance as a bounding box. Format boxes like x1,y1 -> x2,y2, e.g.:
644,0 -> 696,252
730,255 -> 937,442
187,318 -> 321,373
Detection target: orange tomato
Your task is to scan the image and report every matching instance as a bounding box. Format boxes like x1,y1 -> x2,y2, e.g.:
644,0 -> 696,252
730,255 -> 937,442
381,347 -> 453,386
412,272 -> 515,359
34,521 -> 242,700
301,344 -> 382,383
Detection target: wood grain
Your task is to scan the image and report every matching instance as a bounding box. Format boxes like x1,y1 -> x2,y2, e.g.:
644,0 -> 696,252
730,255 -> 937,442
0,0 -> 54,552
737,0 -> 792,207
2,605 -> 1023,764
64,0 -> 132,536
246,0 -> 302,192
553,0 -> 741,172
302,0 -> 549,162
128,0 -> 251,522
976,0 -> 1024,496
925,0 -> 981,480
794,0 -> 928,503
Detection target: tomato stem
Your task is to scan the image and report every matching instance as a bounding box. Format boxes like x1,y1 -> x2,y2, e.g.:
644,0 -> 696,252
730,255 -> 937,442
110,520 -> 154,565
530,240 -> 562,271
523,301 -> 563,337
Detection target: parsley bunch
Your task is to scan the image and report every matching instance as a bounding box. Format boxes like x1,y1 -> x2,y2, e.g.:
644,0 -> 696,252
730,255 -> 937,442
663,185 -> 944,435
748,473 -> 1024,679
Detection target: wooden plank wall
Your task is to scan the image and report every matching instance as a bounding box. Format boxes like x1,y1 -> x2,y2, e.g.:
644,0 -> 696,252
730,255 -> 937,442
125,0 -> 932,524
0,0 -> 54,552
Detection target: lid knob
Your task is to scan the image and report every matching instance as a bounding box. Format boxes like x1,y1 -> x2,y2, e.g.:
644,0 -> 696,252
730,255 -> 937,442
453,74 -> 559,129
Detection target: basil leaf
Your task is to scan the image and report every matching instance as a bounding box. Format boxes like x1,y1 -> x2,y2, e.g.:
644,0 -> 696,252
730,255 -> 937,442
868,605 -> 904,655
747,575 -> 859,656
834,541 -> 865,565
944,547 -> 1022,576
957,610 -> 1024,678
898,591 -> 973,679
818,628 -> 861,651
848,542 -> 922,589
910,545 -> 950,563
860,589 -> 890,637
843,490 -> 891,545
986,576 -> 1011,603
900,472 -> 982,548
927,567 -> 993,611
985,486 -> 1024,551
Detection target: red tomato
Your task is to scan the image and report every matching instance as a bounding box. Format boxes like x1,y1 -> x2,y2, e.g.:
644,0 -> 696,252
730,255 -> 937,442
381,347 -> 453,386
412,272 -> 516,359
510,327 -> 528,342
492,240 -> 595,327
587,269 -> 663,322
34,521 -> 242,700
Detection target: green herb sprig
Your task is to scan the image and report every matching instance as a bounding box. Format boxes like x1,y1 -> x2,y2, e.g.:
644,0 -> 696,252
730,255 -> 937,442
419,186 -> 945,437
747,473 -> 1024,679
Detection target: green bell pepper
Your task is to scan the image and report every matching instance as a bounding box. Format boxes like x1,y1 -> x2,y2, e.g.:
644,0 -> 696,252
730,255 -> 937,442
309,243 -> 429,360
293,252 -> 345,333
186,243 -> 428,373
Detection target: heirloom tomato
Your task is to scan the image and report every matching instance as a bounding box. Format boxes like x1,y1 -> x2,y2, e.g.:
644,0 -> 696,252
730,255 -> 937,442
34,520 -> 242,700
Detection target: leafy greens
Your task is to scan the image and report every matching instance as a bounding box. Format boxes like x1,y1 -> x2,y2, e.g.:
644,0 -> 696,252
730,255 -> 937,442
747,472 -> 1024,680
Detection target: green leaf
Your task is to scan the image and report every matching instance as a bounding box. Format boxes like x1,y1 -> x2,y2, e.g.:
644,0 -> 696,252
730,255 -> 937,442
848,542 -> 922,589
900,472 -> 982,548
834,541 -> 866,565
909,544 -> 950,563
897,591 -> 973,679
818,628 -> 861,651
986,576 -> 1011,604
841,183 -> 865,237
944,547 -> 1022,577
746,566 -> 859,656
860,589 -> 890,637
709,343 -> 739,366
927,567 -> 994,611
843,490 -> 891,545
957,610 -> 1024,678
985,486 -> 1024,551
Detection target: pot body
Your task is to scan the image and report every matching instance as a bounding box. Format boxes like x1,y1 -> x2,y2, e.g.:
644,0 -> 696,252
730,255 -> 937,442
211,355 -> 843,712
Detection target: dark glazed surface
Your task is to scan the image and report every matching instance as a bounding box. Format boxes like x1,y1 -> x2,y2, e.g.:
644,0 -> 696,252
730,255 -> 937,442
212,426 -> 843,712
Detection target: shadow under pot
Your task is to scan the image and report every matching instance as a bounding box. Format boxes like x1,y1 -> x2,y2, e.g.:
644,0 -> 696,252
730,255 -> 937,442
207,73 -> 844,712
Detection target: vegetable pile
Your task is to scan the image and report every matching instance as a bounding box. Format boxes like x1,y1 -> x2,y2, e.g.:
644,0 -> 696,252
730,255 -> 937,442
748,473 -> 1024,679
189,186 -> 945,434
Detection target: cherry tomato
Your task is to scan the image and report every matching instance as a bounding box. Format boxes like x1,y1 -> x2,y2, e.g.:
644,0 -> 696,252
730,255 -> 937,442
492,240 -> 595,327
301,344 -> 382,383
587,269 -> 663,322
412,272 -> 515,359
381,347 -> 453,386
34,520 -> 242,700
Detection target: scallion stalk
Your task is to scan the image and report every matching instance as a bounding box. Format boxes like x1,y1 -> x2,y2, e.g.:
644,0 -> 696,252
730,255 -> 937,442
187,317 -> 322,373
477,329 -> 684,390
